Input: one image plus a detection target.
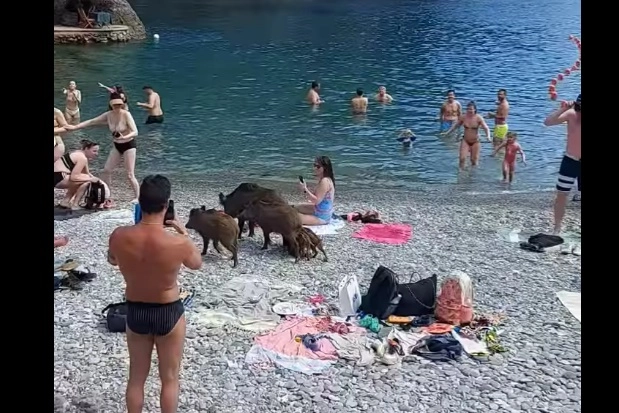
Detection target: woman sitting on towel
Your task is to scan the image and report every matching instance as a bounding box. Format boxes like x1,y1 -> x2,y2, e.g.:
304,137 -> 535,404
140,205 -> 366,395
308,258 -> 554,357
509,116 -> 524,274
296,155 -> 336,225
53,139 -> 110,209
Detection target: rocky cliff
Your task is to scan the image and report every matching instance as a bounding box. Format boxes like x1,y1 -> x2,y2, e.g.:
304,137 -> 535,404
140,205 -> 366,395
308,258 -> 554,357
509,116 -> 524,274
54,0 -> 146,40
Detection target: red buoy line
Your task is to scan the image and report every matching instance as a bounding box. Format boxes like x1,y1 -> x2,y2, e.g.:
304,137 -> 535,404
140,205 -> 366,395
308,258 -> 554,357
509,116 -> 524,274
548,35 -> 581,103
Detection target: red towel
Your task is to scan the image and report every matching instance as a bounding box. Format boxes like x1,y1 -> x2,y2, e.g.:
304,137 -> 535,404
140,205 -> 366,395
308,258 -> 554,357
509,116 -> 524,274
352,223 -> 412,245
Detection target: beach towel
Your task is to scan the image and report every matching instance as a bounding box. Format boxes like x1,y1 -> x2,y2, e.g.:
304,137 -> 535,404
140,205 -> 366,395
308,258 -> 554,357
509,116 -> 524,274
556,291 -> 581,322
352,223 -> 412,245
304,217 -> 345,236
245,317 -> 340,374
54,206 -> 98,221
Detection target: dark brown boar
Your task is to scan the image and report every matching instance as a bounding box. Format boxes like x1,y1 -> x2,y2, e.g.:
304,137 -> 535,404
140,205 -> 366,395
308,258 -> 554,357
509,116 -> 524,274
185,206 -> 240,267
296,227 -> 328,262
218,183 -> 286,238
238,199 -> 301,255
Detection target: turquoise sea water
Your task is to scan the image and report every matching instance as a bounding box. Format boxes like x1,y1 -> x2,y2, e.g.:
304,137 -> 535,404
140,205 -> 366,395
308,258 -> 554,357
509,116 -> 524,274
54,0 -> 581,192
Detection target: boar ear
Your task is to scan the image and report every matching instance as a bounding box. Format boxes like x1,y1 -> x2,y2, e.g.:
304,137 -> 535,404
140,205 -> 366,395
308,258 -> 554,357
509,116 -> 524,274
218,193 -> 226,204
201,205 -> 206,211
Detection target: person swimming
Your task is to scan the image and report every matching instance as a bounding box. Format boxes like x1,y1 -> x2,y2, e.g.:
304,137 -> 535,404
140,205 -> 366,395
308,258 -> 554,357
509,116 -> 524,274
397,129 -> 417,148
351,88 -> 368,114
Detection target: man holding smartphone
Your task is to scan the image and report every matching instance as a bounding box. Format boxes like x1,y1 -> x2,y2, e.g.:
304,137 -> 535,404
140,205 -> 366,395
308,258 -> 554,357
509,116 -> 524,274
107,175 -> 202,413
543,94 -> 581,234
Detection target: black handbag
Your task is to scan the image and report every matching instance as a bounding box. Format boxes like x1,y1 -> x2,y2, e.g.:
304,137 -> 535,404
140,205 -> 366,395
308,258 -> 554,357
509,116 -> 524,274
392,273 -> 437,317
101,302 -> 128,333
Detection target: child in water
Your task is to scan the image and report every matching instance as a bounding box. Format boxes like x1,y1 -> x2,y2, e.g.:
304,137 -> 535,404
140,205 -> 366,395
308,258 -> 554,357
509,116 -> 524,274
397,129 -> 417,148
493,132 -> 526,183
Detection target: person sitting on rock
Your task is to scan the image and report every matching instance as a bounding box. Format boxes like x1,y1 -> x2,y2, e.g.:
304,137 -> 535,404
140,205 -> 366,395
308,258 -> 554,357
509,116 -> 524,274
53,139 -> 110,209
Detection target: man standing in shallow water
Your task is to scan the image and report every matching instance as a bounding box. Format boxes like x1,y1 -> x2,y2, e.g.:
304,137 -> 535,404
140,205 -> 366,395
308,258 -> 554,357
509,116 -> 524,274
439,90 -> 461,134
307,81 -> 323,105
108,175 -> 202,413
351,88 -> 369,114
543,94 -> 581,235
137,86 -> 164,124
487,88 -> 510,150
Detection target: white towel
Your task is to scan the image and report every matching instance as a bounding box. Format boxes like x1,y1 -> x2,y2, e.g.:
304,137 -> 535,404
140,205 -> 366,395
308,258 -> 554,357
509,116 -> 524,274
304,218 -> 345,236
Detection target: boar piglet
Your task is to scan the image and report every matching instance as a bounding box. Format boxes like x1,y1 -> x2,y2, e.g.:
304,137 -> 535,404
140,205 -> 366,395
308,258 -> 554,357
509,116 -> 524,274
185,206 -> 240,267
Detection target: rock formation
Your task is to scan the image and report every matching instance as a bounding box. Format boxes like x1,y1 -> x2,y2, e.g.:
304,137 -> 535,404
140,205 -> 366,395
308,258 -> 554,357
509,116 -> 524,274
54,0 -> 146,40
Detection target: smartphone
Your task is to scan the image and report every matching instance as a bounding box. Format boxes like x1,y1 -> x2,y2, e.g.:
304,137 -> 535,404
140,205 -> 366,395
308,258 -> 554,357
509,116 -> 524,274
133,203 -> 142,224
164,199 -> 175,225
298,175 -> 304,184
113,131 -> 121,138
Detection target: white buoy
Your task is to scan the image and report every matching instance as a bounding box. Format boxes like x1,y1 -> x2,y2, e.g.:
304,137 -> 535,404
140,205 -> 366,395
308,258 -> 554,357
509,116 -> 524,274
153,34 -> 160,40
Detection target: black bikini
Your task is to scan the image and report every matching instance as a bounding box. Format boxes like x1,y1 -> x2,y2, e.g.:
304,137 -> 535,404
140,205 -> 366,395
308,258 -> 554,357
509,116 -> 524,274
126,300 -> 185,336
53,153 -> 76,188
114,139 -> 137,154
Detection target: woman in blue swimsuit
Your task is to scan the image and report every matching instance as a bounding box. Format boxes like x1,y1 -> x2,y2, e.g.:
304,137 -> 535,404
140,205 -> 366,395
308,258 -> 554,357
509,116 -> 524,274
296,156 -> 336,225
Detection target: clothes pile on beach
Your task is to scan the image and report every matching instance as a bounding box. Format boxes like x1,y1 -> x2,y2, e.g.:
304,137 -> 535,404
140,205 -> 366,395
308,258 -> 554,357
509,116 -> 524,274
193,268 -> 507,375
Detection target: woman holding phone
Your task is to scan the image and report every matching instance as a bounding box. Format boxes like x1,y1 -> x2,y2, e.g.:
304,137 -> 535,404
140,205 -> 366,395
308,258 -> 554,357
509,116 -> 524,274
66,92 -> 140,202
295,156 -> 336,225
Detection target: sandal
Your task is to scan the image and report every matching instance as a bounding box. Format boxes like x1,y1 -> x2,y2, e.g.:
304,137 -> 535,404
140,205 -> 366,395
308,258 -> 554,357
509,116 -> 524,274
57,259 -> 80,272
99,199 -> 116,210
69,266 -> 97,282
60,273 -> 84,290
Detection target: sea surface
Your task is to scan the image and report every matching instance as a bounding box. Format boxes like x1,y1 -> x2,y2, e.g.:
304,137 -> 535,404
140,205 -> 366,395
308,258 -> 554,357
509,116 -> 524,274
54,0 -> 581,193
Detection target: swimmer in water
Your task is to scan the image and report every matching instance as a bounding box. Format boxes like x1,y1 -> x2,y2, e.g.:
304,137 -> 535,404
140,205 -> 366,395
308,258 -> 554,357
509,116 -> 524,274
443,101 -> 491,169
439,90 -> 462,134
376,86 -> 393,103
492,132 -> 526,183
486,88 -> 510,151
307,81 -> 323,105
63,81 -> 82,124
397,129 -> 416,149
351,88 -> 368,114
137,86 -> 164,124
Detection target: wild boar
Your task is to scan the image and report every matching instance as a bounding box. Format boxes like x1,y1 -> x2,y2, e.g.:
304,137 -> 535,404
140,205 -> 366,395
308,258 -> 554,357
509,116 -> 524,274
185,206 -> 240,267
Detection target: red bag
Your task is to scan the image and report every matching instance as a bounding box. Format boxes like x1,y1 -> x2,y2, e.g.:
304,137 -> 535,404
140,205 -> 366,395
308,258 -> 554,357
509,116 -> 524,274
435,272 -> 474,326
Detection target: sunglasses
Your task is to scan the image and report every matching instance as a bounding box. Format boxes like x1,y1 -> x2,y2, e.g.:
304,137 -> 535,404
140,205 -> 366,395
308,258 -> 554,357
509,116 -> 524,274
313,163 -> 322,168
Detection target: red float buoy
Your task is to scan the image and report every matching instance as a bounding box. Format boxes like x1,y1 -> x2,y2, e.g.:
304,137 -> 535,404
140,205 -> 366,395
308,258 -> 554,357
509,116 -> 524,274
550,92 -> 558,100
550,79 -> 557,85
557,73 -> 564,81
564,69 -> 571,75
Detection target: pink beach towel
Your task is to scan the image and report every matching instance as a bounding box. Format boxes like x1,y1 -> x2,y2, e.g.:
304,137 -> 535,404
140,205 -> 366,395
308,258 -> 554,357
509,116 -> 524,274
352,223 -> 412,245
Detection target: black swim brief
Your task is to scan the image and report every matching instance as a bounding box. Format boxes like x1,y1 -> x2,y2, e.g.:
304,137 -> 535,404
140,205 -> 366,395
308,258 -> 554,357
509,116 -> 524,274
113,139 -> 137,154
126,299 -> 185,336
145,115 -> 164,124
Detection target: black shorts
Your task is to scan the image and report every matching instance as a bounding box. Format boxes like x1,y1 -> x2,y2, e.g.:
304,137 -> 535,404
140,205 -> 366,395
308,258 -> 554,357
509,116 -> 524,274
145,115 -> 164,124
113,139 -> 137,154
126,299 -> 185,336
556,155 -> 581,192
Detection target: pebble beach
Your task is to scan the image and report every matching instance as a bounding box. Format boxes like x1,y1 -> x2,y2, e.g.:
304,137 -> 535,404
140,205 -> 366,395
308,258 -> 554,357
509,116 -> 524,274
54,180 -> 581,413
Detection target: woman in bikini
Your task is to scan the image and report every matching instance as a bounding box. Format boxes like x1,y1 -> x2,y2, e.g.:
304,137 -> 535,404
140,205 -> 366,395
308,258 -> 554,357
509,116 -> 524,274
54,108 -> 69,162
295,156 -> 336,225
443,101 -> 491,169
63,80 -> 82,124
67,93 -> 140,201
54,139 -> 110,209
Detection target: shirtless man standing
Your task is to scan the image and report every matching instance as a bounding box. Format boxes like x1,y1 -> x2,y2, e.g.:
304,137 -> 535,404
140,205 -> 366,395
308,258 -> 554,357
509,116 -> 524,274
306,81 -> 323,105
137,86 -> 164,124
543,94 -> 581,234
439,90 -> 462,134
376,86 -> 393,103
108,175 -> 202,413
63,81 -> 82,124
351,89 -> 369,114
487,89 -> 510,150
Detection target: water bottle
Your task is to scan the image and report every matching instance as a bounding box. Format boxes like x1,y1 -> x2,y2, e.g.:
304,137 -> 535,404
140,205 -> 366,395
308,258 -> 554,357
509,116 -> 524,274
133,203 -> 142,224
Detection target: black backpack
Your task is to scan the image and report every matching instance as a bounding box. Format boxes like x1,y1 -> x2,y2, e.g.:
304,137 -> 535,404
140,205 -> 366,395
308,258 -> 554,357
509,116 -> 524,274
83,181 -> 106,210
101,302 -> 127,333
359,266 -> 400,319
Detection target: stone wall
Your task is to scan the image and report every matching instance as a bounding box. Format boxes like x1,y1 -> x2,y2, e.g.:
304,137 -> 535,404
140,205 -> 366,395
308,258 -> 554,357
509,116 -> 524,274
53,0 -> 146,41
54,28 -> 130,44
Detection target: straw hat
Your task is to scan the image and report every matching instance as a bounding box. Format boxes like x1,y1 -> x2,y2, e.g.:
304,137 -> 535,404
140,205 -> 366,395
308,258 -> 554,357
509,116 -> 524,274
109,98 -> 124,106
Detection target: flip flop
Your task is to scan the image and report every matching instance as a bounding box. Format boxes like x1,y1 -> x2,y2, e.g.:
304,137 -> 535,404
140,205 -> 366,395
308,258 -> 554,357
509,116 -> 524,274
57,259 -> 80,272
519,242 -> 545,253
69,266 -> 97,282
60,273 -> 84,290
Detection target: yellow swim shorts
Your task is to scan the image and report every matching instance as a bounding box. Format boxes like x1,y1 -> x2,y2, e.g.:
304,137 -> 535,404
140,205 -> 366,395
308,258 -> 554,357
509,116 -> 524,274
493,124 -> 509,140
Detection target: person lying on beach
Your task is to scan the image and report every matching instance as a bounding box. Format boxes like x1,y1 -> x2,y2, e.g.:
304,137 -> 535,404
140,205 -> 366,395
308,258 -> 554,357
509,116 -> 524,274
54,236 -> 69,248
99,83 -> 129,110
397,129 -> 417,148
492,132 -> 526,183
107,175 -> 202,413
376,86 -> 393,103
295,156 -> 336,226
443,101 -> 491,169
53,139 -> 110,209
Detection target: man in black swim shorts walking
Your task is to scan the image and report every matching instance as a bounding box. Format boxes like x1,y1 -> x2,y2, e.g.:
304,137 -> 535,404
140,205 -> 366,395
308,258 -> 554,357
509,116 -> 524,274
137,86 -> 165,124
108,175 -> 202,413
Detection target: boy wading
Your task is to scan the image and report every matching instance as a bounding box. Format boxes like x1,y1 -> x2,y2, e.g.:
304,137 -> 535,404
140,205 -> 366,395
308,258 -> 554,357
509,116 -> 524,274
107,175 -> 202,413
